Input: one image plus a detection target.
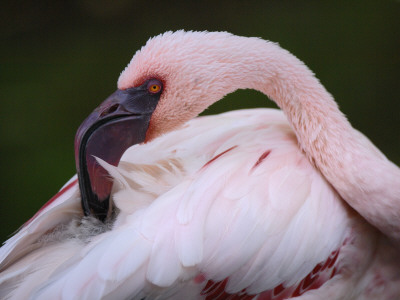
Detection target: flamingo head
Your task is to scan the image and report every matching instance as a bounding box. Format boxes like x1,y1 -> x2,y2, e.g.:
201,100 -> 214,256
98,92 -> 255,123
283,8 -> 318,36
74,30 -> 268,220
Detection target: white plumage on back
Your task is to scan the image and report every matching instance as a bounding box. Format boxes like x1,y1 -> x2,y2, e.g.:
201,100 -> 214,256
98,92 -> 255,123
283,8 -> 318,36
1,109 -> 360,299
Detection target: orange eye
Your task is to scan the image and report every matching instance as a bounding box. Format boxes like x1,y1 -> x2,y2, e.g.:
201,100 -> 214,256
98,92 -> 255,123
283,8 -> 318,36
147,79 -> 162,94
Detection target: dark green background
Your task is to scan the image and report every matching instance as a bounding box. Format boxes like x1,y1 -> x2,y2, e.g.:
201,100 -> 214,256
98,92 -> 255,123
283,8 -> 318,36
1,0 -> 399,243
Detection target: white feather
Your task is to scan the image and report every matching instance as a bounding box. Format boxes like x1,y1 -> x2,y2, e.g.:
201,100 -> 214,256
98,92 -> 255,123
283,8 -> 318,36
1,109 -> 397,299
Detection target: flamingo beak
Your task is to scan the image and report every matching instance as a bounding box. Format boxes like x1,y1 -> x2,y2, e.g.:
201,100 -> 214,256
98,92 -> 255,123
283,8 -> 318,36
75,82 -> 162,221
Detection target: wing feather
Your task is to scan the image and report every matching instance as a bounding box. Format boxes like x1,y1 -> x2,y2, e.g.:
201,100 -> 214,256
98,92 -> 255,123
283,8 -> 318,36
1,109 -> 353,299
0,176 -> 80,271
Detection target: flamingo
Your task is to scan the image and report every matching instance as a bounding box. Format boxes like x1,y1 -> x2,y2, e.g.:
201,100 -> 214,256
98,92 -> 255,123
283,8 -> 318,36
0,30 -> 400,299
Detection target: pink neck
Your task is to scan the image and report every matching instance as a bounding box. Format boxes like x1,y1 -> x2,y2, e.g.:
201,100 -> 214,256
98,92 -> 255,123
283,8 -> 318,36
248,44 -> 400,244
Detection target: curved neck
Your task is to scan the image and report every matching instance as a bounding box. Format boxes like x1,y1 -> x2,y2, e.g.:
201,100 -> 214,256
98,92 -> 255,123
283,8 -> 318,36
246,43 -> 400,244
121,32 -> 400,244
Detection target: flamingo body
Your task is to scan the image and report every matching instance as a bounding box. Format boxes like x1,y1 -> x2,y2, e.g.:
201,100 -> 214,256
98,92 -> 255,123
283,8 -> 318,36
1,31 -> 400,299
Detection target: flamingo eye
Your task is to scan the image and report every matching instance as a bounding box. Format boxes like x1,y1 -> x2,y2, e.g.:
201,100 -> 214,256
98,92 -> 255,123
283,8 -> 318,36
147,79 -> 163,94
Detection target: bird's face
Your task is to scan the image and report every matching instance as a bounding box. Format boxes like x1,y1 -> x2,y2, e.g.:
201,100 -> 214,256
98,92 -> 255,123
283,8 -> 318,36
75,31 -> 263,220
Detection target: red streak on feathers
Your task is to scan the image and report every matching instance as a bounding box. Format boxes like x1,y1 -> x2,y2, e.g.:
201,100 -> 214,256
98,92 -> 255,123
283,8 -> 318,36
252,150 -> 272,171
199,248 -> 341,299
23,179 -> 78,227
202,146 -> 238,169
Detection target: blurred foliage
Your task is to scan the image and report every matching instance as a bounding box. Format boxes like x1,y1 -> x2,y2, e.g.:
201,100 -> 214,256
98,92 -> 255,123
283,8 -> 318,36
0,0 -> 399,242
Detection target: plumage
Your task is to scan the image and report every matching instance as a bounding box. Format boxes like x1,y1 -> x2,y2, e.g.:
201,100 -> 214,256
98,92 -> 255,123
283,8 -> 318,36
1,31 -> 400,299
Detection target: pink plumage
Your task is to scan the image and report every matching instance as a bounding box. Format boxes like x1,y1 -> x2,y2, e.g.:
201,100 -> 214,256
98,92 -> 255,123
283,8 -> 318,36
1,31 -> 399,299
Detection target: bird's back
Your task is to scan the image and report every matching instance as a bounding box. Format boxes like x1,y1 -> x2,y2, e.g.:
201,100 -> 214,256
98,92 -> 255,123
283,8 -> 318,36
0,109 -> 397,299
